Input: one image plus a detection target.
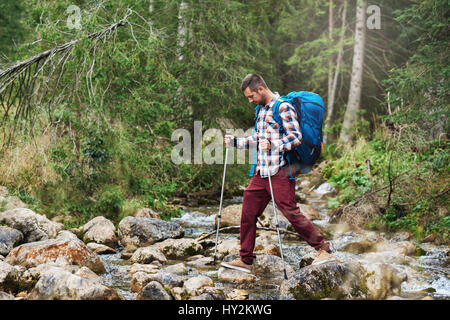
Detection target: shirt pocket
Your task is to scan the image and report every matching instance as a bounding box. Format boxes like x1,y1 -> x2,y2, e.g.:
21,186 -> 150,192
264,116 -> 280,132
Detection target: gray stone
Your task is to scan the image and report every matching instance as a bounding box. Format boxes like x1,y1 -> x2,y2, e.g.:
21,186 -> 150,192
0,208 -> 64,243
27,267 -> 122,300
0,291 -> 15,300
117,216 -> 184,247
0,226 -> 23,256
5,231 -> 106,274
280,261 -> 366,300
137,281 -> 172,300
82,216 -> 118,248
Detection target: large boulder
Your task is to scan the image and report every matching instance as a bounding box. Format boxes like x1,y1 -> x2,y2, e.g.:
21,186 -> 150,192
0,208 -> 64,243
152,238 -> 203,260
0,226 -> 23,256
137,281 -> 172,300
206,239 -> 240,260
219,204 -> 274,228
27,267 -> 122,300
217,267 -> 257,285
217,204 -> 241,227
280,261 -> 366,300
253,254 -> 295,277
82,216 -> 119,248
183,275 -> 215,297
130,246 -> 168,264
130,270 -> 185,292
117,216 -> 184,247
5,230 -> 106,274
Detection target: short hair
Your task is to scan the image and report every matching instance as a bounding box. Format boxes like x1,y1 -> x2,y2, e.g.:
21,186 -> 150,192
241,73 -> 268,92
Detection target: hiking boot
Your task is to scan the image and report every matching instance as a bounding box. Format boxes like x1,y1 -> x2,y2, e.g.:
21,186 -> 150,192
312,249 -> 336,265
221,258 -> 252,273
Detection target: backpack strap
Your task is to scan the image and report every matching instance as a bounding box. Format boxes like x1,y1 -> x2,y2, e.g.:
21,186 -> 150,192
272,98 -> 296,180
249,105 -> 262,177
272,98 -> 285,133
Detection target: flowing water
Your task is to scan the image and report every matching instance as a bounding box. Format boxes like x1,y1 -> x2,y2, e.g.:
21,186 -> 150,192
99,188 -> 449,300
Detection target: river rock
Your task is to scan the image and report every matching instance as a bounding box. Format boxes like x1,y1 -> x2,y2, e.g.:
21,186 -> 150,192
298,251 -> 317,268
130,246 -> 168,264
75,266 -> 103,283
137,281 -> 172,300
129,263 -> 160,275
218,204 -> 241,227
134,208 -> 161,219
218,267 -> 257,284
117,216 -> 184,248
5,230 -> 106,274
183,275 -> 214,296
253,254 -> 295,276
208,239 -> 240,260
254,232 -> 281,256
0,208 -> 64,243
82,216 -> 119,248
364,263 -> 407,299
186,256 -> 214,268
0,226 -> 23,256
27,267 -> 122,300
163,263 -> 187,275
131,270 -> 185,292
0,291 -> 15,300
152,238 -> 203,259
86,242 -> 117,254
0,260 -> 20,293
342,238 -> 376,254
280,261 -> 366,300
225,289 -> 249,300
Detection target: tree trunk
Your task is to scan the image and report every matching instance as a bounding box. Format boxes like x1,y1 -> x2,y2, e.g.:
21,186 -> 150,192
325,0 -> 348,143
327,0 -> 334,104
177,1 -> 189,61
339,0 -> 366,144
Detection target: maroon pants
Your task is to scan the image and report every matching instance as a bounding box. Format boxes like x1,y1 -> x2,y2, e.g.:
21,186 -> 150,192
240,168 -> 327,265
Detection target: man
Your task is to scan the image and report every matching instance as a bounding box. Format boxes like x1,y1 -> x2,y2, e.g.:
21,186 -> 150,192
221,73 -> 334,274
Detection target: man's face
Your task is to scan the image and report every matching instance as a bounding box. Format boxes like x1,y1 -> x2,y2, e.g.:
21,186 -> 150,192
243,86 -> 266,105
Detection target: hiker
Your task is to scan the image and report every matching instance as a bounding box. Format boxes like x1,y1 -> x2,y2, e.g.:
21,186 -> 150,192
221,73 -> 334,273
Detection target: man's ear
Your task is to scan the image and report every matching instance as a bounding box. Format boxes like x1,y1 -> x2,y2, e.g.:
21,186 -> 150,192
257,86 -> 265,94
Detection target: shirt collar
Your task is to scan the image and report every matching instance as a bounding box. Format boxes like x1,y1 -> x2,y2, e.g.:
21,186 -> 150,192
263,92 -> 280,109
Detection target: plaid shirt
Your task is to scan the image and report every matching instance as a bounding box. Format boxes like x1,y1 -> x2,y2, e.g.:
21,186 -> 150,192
235,92 -> 302,177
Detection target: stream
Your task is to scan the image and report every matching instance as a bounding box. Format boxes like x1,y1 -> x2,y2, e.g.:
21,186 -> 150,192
98,186 -> 449,300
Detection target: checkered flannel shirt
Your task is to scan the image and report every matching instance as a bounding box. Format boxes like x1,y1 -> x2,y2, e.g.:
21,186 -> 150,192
235,92 -> 302,177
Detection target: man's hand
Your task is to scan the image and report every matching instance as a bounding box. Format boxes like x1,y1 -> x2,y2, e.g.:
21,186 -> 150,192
224,134 -> 234,147
259,139 -> 271,152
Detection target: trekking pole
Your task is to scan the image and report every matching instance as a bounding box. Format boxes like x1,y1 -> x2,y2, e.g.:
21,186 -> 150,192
265,150 -> 289,280
213,130 -> 231,265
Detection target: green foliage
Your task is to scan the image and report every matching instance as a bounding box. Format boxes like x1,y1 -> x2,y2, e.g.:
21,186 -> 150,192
0,0 -> 26,60
0,0 -> 447,242
94,185 -> 124,219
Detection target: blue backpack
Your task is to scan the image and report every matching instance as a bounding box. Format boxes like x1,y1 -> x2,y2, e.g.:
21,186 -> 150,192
250,91 -> 325,177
